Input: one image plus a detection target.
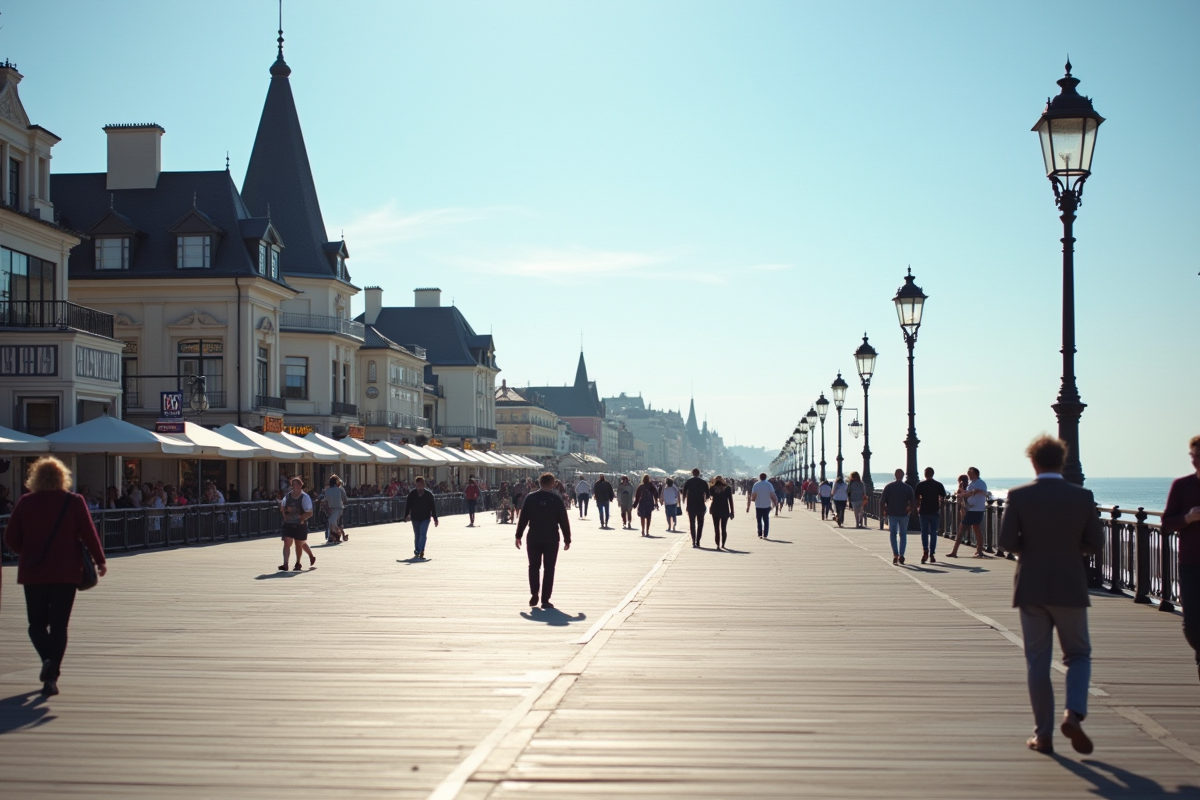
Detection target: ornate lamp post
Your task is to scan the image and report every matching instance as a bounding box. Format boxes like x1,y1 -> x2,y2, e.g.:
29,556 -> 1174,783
815,393 -> 829,481
1033,60 -> 1103,486
893,268 -> 927,489
805,406 -> 818,481
854,334 -> 877,492
831,373 -> 848,480
798,418 -> 810,482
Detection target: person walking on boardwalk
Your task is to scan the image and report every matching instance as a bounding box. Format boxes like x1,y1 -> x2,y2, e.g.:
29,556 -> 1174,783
998,436 -> 1103,755
881,469 -> 915,565
831,476 -> 849,527
681,468 -> 710,547
1163,434 -> 1200,681
785,480 -> 796,511
747,473 -> 778,539
661,479 -> 681,532
464,477 -> 481,527
617,476 -> 635,529
280,477 -> 315,571
915,467 -> 947,564
517,472 -> 571,608
634,475 -> 660,537
847,471 -> 867,528
818,478 -> 833,520
324,475 -> 349,543
3,457 -> 107,697
403,477 -> 439,560
948,467 -> 988,558
709,475 -> 735,550
592,475 -> 615,529
574,476 -> 591,519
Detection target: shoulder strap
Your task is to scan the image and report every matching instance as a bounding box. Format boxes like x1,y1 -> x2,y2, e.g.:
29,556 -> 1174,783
31,494 -> 76,569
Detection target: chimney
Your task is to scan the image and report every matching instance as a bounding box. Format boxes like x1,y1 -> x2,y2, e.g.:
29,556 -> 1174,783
414,287 -> 441,308
364,286 -> 383,325
104,123 -> 164,190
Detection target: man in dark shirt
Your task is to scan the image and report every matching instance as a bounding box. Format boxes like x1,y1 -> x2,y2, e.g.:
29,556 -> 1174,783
403,477 -> 439,560
915,467 -> 946,564
516,473 -> 572,608
592,475 -> 616,529
681,468 -> 710,548
1163,435 -> 1200,680
880,468 -> 916,565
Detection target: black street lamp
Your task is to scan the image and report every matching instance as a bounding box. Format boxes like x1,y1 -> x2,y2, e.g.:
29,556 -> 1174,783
805,406 -> 818,481
798,418 -> 810,482
186,375 -> 210,416
831,373 -> 848,480
893,268 -> 927,489
854,334 -> 877,493
815,393 -> 829,481
1033,60 -> 1103,486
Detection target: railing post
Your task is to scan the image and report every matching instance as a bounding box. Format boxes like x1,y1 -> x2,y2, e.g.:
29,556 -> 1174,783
1108,506 -> 1125,594
1160,526 -> 1177,612
1134,507 -> 1152,604
984,497 -> 996,553
1087,505 -> 1104,589
994,498 -> 1010,559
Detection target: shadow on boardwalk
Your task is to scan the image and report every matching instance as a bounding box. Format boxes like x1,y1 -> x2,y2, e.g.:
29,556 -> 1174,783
0,692 -> 54,735
1052,755 -> 1200,799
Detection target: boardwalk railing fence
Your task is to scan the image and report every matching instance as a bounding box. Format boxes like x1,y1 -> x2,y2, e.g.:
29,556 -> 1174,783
861,489 -> 1178,609
0,490 -> 499,559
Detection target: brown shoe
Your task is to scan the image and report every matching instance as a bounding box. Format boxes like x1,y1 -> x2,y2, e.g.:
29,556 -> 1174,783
1061,715 -> 1093,754
1026,736 -> 1053,754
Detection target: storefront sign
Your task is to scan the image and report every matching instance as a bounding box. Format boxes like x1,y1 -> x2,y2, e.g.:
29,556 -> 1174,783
160,391 -> 183,419
462,440 -> 473,450
155,421 -> 186,434
429,438 -> 443,447
347,425 -> 365,440
286,425 -> 314,436
263,415 -> 285,434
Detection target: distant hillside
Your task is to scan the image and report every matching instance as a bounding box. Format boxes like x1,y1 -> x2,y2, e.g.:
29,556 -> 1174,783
727,445 -> 771,475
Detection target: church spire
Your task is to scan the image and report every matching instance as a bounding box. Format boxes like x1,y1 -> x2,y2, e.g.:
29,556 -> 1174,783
574,351 -> 589,388
686,398 -> 699,436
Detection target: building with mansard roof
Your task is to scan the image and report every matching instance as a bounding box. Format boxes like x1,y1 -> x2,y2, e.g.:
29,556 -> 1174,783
524,352 -> 611,462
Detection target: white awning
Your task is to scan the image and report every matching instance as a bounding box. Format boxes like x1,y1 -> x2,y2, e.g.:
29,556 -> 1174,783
449,448 -> 487,464
45,415 -> 195,456
265,431 -> 340,462
414,445 -> 455,466
370,441 -> 415,463
304,432 -> 371,463
341,438 -> 399,463
214,424 -> 308,459
0,425 -> 49,453
161,422 -> 261,458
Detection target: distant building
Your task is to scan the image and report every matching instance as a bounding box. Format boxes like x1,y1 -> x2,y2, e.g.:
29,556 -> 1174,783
356,321 -> 430,444
494,380 -> 556,460
525,352 -> 608,461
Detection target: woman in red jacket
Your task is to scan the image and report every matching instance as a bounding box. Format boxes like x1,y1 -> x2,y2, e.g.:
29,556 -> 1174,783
3,457 -> 107,696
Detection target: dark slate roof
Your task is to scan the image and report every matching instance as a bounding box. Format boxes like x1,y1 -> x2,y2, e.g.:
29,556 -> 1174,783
51,170 -> 291,282
241,52 -> 348,284
361,324 -> 423,359
361,306 -> 498,369
525,349 -> 604,418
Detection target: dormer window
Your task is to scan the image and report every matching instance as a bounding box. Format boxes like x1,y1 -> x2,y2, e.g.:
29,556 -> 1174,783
336,255 -> 346,281
177,235 -> 211,269
258,243 -> 267,275
270,247 -> 280,279
95,237 -> 130,270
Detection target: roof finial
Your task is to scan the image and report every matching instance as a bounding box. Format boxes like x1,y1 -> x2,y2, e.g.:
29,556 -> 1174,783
1064,55 -> 1072,76
278,0 -> 284,59
109,193 -> 114,210
267,202 -> 272,221
192,191 -> 197,208
270,0 -> 291,77
225,151 -> 230,171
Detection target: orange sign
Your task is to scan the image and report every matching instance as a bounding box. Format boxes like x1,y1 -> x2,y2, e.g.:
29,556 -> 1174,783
285,425 -> 314,436
263,416 -> 285,434
462,439 -> 473,450
347,425 -> 366,440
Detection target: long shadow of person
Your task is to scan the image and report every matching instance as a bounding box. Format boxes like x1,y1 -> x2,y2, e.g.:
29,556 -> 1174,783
719,548 -> 751,554
762,539 -> 793,544
520,608 -> 586,627
254,571 -> 301,580
0,692 -> 55,735
1050,754 -> 1200,799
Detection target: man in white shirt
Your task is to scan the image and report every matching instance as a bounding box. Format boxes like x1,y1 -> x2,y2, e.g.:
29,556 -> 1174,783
574,477 -> 591,519
949,466 -> 988,558
746,473 -> 778,539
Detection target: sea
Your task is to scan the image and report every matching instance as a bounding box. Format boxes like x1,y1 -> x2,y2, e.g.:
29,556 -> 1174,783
870,474 -> 1176,513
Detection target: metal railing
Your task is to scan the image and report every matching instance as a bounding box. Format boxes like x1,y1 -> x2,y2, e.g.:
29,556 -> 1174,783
361,410 -> 431,431
859,489 -> 1179,607
0,300 -> 115,339
437,425 -> 498,440
331,401 -> 358,417
256,394 -> 287,411
1,490 -> 500,558
278,312 -> 365,340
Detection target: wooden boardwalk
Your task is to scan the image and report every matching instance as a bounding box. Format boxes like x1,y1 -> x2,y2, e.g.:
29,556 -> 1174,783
1,502 -> 1198,798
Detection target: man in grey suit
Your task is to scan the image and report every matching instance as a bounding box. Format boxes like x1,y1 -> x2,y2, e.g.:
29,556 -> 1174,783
999,435 -> 1104,755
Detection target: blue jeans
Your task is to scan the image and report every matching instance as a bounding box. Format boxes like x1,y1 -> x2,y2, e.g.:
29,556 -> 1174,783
412,519 -> 430,555
596,501 -> 610,527
888,515 -> 908,556
756,507 -> 771,536
920,514 -> 939,553
1019,605 -> 1091,739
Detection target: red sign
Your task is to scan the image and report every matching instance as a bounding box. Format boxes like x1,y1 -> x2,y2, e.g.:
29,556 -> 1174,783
347,425 -> 366,440
155,421 -> 186,434
263,416 -> 285,434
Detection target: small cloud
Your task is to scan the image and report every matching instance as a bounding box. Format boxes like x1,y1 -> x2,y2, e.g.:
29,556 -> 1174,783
339,201 -> 521,265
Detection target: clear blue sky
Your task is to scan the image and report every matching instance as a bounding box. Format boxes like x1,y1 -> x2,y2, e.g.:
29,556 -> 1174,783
7,1 -> 1197,478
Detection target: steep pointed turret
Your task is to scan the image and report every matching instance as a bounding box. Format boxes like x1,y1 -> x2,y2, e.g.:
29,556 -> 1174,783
241,28 -> 347,281
574,351 -> 589,388
685,398 -> 701,440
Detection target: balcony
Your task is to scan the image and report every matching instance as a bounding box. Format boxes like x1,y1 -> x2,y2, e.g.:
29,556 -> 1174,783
123,390 -> 226,412
255,395 -> 287,411
360,410 -> 431,431
278,312 -> 364,341
331,401 -> 358,417
0,300 -> 115,339
403,344 -> 428,360
437,425 -> 498,440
